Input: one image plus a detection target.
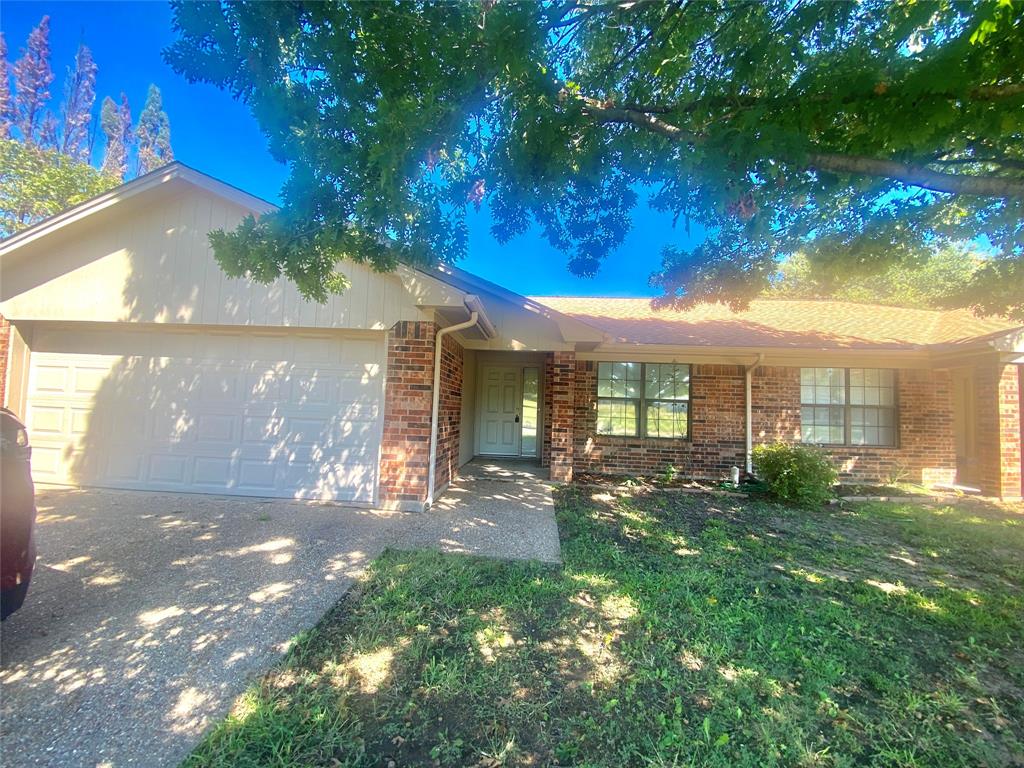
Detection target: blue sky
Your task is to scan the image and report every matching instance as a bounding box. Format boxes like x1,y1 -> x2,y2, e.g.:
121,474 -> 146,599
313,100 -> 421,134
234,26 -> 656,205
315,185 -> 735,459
3,1 -> 707,297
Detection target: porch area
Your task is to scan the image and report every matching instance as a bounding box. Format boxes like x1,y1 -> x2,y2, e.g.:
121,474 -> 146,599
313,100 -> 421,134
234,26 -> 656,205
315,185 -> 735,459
457,457 -> 552,484
438,349 -> 576,496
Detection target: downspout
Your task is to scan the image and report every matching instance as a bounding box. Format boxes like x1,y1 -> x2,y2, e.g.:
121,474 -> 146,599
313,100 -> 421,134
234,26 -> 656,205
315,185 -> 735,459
425,310 -> 480,509
745,353 -> 765,475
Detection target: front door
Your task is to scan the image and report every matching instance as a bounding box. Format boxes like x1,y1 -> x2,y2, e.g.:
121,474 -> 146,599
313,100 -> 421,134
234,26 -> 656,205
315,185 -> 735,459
479,365 -> 521,455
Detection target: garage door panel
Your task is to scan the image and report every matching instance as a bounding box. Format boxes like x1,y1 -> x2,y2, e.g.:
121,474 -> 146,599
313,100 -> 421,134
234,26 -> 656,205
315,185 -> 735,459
105,453 -> 142,483
148,454 -> 189,484
237,459 -> 278,490
193,456 -> 233,486
25,329 -> 386,502
32,365 -> 70,394
72,366 -> 109,394
194,413 -> 238,443
28,405 -> 66,435
69,407 -> 92,435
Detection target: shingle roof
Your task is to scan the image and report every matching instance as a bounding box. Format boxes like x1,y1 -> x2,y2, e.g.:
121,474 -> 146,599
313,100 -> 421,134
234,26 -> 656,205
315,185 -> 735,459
528,297 -> 1022,350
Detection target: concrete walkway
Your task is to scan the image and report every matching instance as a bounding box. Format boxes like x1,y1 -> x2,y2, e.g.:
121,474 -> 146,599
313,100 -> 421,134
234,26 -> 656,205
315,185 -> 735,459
1,475 -> 559,767
403,459 -> 561,563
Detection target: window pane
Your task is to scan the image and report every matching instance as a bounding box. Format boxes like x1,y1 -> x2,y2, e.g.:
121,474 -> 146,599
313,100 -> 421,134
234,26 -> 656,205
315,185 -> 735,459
599,361 -> 642,398
646,401 -> 688,438
801,405 -> 844,444
602,362 -> 641,398
850,403 -> 896,446
645,363 -> 689,401
801,368 -> 845,405
521,367 -> 539,456
849,368 -> 895,418
597,398 -> 638,436
597,362 -> 614,397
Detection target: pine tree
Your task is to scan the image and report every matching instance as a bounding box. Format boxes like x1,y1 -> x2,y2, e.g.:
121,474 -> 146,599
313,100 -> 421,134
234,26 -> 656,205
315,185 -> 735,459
12,15 -> 53,144
100,92 -> 132,180
135,84 -> 173,175
59,44 -> 97,161
0,34 -> 11,139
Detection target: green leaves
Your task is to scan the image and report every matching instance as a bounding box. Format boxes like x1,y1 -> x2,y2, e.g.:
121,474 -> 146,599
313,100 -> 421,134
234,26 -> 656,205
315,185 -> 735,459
0,138 -> 119,236
167,1 -> 1023,317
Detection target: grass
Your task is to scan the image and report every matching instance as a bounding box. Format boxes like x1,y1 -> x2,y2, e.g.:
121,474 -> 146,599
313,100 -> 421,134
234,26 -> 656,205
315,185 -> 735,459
184,490 -> 1024,767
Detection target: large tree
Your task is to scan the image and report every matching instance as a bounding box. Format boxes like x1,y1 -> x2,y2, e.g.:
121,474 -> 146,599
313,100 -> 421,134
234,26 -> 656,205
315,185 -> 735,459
99,93 -> 133,180
769,247 -> 983,310
166,1 -> 1024,316
58,44 -> 98,161
11,15 -> 53,145
0,34 -> 11,139
0,138 -> 118,236
135,84 -> 173,175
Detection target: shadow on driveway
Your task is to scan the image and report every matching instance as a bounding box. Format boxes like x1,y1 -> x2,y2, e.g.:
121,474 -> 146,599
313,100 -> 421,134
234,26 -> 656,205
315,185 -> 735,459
0,488 -> 410,767
0,480 -> 561,767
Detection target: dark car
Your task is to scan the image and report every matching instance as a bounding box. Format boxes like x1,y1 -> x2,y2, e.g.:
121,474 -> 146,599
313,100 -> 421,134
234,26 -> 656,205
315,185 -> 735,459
1,407 -> 36,620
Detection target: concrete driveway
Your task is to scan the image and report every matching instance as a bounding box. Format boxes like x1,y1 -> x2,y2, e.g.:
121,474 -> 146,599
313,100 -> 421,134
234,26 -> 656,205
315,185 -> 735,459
1,479 -> 559,767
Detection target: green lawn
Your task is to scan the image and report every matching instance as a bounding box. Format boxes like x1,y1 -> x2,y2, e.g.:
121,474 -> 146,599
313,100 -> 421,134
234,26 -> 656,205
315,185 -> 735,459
185,489 -> 1024,767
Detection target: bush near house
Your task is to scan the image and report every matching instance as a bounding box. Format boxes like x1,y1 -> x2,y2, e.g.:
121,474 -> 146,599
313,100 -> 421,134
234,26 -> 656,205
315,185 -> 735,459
753,442 -> 838,506
184,491 -> 1024,767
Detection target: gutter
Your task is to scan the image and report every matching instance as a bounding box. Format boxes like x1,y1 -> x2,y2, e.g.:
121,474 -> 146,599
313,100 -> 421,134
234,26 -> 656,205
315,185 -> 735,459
425,296 -> 495,508
744,353 -> 765,475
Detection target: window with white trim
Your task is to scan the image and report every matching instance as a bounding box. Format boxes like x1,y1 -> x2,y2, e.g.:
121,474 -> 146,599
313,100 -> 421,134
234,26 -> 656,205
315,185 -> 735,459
800,368 -> 897,446
596,362 -> 690,438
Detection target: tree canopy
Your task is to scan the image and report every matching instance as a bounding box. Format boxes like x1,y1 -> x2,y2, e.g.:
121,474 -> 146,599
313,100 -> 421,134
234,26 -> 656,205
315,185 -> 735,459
769,247 -> 983,310
166,1 -> 1023,316
0,138 -> 118,237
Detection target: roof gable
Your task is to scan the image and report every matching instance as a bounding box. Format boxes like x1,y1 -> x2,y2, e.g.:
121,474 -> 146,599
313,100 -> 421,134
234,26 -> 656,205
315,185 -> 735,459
0,162 -> 275,257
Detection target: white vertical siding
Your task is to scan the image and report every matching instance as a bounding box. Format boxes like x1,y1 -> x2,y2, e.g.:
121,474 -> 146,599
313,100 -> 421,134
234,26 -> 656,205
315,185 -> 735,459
1,186 -> 428,330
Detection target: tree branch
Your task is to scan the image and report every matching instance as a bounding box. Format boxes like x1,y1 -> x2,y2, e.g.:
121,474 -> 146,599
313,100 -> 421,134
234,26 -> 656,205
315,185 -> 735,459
806,153 -> 1024,198
618,81 -> 1024,117
580,101 -> 1024,198
580,101 -> 697,141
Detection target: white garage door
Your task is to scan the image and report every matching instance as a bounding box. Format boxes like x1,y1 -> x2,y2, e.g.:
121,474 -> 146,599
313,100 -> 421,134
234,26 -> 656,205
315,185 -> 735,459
24,326 -> 386,502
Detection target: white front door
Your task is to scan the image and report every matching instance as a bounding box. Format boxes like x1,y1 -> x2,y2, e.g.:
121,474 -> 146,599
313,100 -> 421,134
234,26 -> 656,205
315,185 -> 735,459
479,365 -> 521,455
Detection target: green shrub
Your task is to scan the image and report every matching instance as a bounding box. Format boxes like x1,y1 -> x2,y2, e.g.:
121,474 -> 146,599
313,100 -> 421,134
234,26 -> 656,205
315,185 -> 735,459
752,442 -> 837,506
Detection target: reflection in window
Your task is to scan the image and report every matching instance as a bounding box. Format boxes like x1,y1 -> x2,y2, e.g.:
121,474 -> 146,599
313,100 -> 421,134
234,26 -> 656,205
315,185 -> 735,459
597,362 -> 689,438
800,368 -> 896,446
521,367 -> 538,456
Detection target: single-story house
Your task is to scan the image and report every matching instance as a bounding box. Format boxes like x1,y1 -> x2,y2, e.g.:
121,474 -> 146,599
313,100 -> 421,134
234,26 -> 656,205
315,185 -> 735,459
1,163 -> 1021,507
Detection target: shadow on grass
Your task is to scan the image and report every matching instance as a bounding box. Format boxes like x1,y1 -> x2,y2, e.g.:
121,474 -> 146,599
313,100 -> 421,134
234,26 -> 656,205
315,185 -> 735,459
185,489 -> 1024,768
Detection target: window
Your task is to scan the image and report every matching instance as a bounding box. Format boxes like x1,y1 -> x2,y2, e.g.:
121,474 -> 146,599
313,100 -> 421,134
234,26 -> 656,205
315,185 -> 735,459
521,367 -> 539,456
800,368 -> 897,446
597,362 -> 689,438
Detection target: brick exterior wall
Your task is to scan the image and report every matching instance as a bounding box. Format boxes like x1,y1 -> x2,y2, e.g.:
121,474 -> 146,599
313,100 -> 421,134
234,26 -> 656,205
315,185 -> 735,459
378,320 -> 436,509
572,362 -> 959,487
976,362 -> 1022,499
548,351 -> 576,481
0,314 -> 9,408
574,362 -> 746,478
434,333 -> 464,494
752,366 -> 957,486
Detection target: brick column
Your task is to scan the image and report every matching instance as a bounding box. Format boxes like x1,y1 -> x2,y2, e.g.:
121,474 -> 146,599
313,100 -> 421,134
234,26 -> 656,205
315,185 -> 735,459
548,351 -> 576,482
379,320 -> 436,510
434,333 -> 464,494
976,362 -> 1023,499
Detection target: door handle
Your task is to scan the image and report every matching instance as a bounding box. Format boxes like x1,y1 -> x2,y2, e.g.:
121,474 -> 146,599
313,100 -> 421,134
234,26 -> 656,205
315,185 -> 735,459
514,414 -> 520,423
